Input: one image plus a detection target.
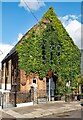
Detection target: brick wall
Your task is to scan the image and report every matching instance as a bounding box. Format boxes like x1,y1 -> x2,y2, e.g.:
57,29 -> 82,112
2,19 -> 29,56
20,70 -> 46,92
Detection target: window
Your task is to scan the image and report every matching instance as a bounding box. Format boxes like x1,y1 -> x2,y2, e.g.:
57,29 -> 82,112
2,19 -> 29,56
33,77 -> 37,84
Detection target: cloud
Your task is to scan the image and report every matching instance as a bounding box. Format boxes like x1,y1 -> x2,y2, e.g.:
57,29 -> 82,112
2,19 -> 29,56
66,20 -> 81,49
59,15 -> 81,49
19,0 -> 45,11
0,44 -> 14,69
18,33 -> 23,41
59,14 -> 80,26
69,15 -> 79,20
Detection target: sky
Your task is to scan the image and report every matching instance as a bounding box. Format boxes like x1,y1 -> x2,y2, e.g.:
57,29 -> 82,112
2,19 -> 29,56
0,1 -> 82,69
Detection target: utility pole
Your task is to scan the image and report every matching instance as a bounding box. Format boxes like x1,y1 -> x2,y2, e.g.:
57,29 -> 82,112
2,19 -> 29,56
49,78 -> 51,101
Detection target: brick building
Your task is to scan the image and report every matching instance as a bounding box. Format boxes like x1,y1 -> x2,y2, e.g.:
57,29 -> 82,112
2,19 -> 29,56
2,7 -> 80,103
1,31 -> 48,105
1,8 -> 56,95
1,41 -> 47,92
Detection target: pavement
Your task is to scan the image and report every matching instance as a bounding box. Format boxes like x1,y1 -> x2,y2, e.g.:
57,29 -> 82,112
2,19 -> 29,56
0,100 -> 82,119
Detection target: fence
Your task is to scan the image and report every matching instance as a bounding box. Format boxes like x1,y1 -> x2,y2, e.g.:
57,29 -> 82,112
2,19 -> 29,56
0,89 -> 54,108
9,91 -> 31,104
0,89 -> 60,108
0,89 -> 79,109
0,90 -> 32,109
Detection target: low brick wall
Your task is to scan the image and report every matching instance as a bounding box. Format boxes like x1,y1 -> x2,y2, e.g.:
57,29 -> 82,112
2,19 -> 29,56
9,91 -> 31,104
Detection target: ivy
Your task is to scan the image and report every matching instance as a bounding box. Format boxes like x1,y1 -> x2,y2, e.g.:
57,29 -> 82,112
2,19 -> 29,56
16,7 -> 81,92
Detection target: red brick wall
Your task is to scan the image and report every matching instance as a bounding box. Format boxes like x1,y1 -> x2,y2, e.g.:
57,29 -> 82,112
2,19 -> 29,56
20,70 -> 46,92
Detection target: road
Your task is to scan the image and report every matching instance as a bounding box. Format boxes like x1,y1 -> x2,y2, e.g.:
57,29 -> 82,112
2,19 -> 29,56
43,109 -> 82,119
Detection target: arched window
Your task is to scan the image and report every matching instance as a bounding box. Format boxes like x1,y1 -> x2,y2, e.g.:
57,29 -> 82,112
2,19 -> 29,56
33,77 -> 37,84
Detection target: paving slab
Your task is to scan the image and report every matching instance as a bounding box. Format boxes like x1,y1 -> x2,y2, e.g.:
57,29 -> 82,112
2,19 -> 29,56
23,113 -> 35,118
2,111 -> 15,119
3,110 -> 23,118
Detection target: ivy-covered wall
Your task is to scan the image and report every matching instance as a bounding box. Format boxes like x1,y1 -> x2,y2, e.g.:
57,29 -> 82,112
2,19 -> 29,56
16,7 -> 81,94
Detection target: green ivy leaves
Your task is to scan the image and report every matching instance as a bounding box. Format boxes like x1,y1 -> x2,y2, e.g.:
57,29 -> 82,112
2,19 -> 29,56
16,7 -> 81,92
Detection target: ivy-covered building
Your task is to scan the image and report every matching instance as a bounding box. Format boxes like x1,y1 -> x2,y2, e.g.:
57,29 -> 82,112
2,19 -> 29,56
1,7 -> 81,96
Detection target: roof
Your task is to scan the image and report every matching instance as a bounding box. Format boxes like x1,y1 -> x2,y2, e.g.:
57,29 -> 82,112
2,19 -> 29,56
2,34 -> 24,63
2,46 -> 16,62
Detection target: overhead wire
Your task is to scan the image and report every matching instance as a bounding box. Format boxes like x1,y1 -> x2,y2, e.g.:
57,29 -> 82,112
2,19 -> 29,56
0,50 -> 3,55
22,0 -> 39,23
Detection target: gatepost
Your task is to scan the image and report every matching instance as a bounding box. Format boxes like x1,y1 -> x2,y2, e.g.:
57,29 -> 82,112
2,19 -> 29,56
31,84 -> 38,104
